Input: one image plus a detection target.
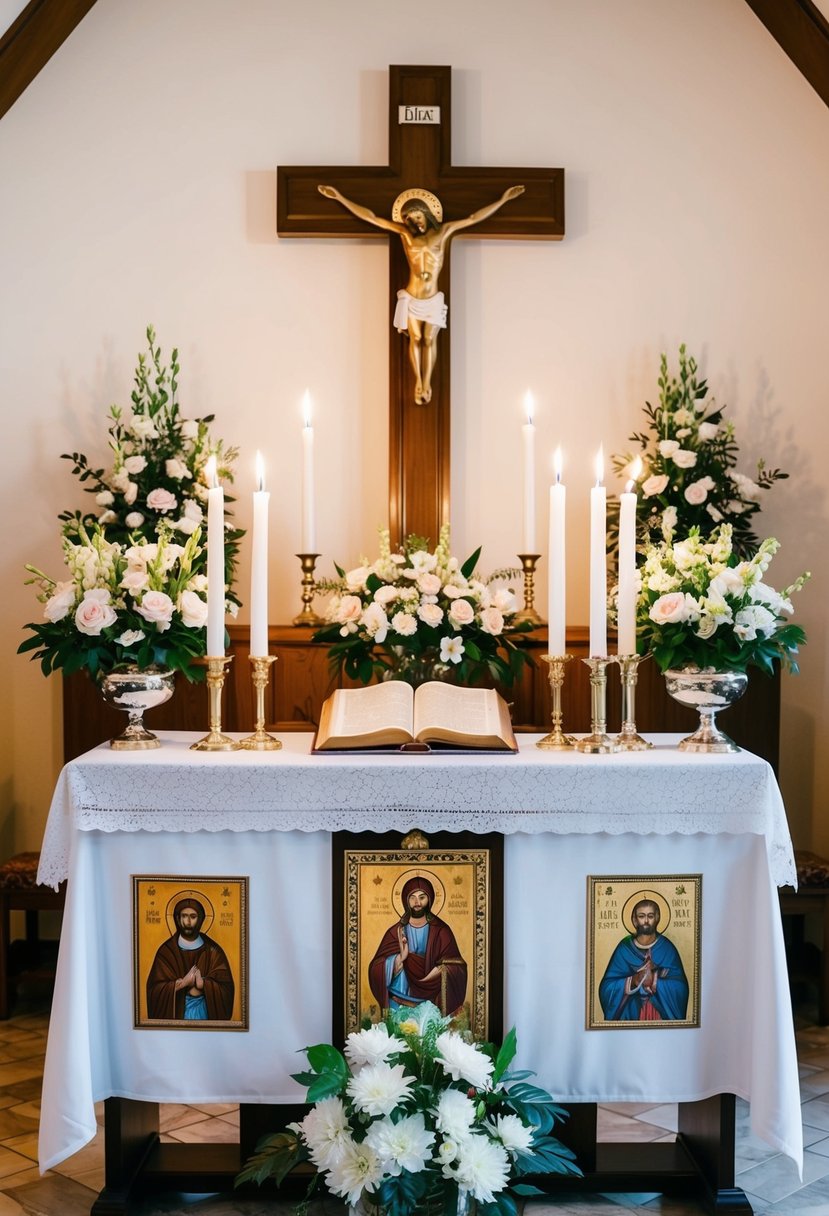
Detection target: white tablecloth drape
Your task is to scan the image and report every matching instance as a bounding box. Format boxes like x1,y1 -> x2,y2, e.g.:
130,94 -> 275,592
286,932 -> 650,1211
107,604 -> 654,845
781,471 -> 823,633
37,734 -> 802,1179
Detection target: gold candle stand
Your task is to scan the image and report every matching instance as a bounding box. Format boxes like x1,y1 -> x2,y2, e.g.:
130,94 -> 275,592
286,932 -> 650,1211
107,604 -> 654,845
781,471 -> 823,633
573,657 -> 621,754
191,656 -> 240,752
240,655 -> 282,751
615,654 -> 652,751
293,553 -> 325,627
536,654 -> 574,750
514,554 -> 545,626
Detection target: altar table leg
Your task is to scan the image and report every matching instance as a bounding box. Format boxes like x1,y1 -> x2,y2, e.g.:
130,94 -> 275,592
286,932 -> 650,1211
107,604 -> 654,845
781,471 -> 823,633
677,1094 -> 752,1213
92,1097 -> 159,1215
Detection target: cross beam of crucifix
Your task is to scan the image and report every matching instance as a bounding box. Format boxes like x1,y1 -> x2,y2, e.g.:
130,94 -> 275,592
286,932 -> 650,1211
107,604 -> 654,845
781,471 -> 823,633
278,65 -> 564,545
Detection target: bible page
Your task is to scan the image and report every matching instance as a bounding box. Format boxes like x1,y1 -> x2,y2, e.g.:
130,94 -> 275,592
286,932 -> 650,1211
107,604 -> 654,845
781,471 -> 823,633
318,680 -> 415,748
412,683 -> 515,749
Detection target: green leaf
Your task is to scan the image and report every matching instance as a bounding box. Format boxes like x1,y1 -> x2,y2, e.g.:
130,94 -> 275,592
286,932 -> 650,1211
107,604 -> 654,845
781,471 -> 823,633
461,546 -> 482,580
305,1043 -> 348,1077
493,1025 -> 518,1084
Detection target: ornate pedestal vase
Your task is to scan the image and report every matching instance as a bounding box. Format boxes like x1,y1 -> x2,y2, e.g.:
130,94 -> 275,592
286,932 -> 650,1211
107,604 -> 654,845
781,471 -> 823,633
664,668 -> 748,753
99,666 -> 176,750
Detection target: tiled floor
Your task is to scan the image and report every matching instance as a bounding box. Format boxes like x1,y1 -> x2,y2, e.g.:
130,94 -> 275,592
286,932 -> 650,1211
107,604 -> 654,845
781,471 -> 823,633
2,978 -> 829,1215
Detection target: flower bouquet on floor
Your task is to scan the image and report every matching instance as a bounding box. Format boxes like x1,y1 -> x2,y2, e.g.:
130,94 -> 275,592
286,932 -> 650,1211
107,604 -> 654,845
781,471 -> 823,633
236,1001 -> 580,1216
314,526 -> 531,688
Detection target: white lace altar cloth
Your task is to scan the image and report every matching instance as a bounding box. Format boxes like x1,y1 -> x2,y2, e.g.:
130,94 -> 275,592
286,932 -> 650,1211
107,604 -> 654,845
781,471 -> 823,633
38,732 -> 796,890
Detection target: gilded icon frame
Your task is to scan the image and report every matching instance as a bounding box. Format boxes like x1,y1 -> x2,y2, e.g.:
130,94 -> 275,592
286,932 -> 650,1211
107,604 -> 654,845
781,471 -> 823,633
133,874 -> 249,1030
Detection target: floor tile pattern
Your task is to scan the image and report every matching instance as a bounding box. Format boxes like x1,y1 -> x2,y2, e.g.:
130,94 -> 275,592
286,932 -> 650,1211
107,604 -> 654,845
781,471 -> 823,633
2,983 -> 828,1214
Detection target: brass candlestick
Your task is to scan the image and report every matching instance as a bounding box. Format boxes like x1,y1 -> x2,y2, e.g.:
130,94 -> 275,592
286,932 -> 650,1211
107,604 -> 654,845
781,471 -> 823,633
240,655 -> 282,751
573,657 -> 621,754
293,553 -> 325,626
536,654 -> 574,750
514,554 -> 545,626
615,654 -> 652,751
191,656 -> 240,752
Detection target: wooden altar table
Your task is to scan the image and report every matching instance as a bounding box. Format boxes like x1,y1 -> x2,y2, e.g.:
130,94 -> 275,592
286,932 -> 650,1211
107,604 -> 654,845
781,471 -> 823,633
37,734 -> 802,1214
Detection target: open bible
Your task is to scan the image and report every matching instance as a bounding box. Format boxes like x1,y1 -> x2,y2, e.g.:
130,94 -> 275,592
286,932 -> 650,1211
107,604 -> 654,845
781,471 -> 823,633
313,680 -> 518,753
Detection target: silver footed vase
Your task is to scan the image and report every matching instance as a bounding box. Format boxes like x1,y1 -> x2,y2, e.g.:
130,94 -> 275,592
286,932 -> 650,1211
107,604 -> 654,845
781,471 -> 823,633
99,666 -> 176,750
664,667 -> 748,753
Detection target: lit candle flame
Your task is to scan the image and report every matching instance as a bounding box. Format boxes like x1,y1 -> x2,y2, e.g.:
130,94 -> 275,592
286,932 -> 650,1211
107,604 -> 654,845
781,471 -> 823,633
205,455 -> 218,488
553,445 -> 563,484
524,389 -> 534,426
625,455 -> 642,495
594,445 -> 604,487
302,389 -> 312,429
255,450 -> 265,493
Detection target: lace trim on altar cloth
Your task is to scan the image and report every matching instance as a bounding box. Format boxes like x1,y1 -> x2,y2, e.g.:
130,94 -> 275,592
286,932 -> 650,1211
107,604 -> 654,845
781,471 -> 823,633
37,735 -> 796,890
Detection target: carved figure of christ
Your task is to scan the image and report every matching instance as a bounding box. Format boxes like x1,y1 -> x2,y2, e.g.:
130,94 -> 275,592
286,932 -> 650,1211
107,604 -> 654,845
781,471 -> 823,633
277,65 -> 564,544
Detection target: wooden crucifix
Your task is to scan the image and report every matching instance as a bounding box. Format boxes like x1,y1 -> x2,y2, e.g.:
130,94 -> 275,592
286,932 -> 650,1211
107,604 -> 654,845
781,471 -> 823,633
277,65 -> 564,545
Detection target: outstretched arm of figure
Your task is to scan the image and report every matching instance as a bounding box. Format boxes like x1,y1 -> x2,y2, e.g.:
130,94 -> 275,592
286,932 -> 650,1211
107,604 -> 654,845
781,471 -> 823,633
442,184 -> 525,238
318,185 -> 404,234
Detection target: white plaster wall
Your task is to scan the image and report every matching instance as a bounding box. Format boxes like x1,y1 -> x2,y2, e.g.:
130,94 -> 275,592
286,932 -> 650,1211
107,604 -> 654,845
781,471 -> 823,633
1,0 -> 827,852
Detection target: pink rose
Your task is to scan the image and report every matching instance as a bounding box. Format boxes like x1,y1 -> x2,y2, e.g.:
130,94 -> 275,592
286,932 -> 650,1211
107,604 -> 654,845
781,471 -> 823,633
178,589 -> 208,628
335,595 -> 363,624
417,573 -> 442,595
135,590 -> 175,632
75,594 -> 117,636
684,480 -> 709,505
648,592 -> 688,625
146,487 -> 177,513
479,606 -> 504,635
120,569 -> 149,595
642,474 -> 669,498
448,598 -> 475,628
671,449 -> 697,469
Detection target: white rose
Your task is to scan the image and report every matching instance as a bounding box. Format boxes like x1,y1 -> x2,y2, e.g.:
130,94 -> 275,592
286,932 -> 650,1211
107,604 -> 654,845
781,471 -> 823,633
120,569 -> 149,595
492,587 -> 516,613
123,481 -> 139,505
146,487 -> 177,513
448,599 -> 474,628
697,422 -> 719,441
649,592 -> 688,625
661,506 -> 678,540
110,470 -> 131,493
730,471 -> 762,500
135,590 -> 175,631
125,512 -> 145,528
124,455 -> 146,474
417,572 -> 442,596
374,584 -> 398,605
658,440 -> 679,457
180,419 -> 199,439
179,589 -> 209,628
479,606 -> 504,635
417,602 -> 444,628
684,480 -> 710,506
165,458 -> 191,481
642,474 -> 669,498
671,449 -> 698,469
98,510 -> 117,525
95,490 -> 114,506
189,574 -> 208,593
175,517 -> 198,535
183,499 -> 204,523
345,566 -> 369,591
44,581 -> 77,623
75,595 -> 117,636
129,416 -> 158,440
695,614 -> 719,639
117,629 -> 145,647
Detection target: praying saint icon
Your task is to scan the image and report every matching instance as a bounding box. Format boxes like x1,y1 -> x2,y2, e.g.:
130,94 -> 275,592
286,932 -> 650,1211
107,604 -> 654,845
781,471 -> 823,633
318,183 -> 525,405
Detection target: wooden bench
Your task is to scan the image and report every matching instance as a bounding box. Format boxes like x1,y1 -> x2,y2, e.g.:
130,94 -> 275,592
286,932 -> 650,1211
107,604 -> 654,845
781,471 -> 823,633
779,850 -> 829,1025
0,852 -> 66,1019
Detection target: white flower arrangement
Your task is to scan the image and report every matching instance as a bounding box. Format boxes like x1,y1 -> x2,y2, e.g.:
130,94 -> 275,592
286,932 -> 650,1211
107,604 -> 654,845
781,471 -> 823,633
237,1002 -> 579,1215
20,524 -> 211,681
612,345 -> 787,557
314,526 -> 530,687
59,325 -> 243,607
636,523 -> 808,674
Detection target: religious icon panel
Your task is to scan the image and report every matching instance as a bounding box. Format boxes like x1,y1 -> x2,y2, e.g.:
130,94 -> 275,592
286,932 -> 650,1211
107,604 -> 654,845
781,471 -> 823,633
133,875 -> 248,1030
587,874 -> 701,1030
336,831 -> 502,1043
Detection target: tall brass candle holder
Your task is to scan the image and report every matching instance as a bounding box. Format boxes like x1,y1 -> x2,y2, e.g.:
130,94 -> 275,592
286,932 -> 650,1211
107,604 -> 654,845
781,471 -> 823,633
615,653 -> 652,751
514,554 -> 544,626
293,553 -> 325,627
191,656 -> 240,752
240,655 -> 282,751
573,657 -> 621,754
536,654 -> 574,750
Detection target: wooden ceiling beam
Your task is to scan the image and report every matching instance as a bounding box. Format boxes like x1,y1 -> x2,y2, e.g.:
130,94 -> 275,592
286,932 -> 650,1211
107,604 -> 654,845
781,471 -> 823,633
744,0 -> 829,109
0,0 -> 98,121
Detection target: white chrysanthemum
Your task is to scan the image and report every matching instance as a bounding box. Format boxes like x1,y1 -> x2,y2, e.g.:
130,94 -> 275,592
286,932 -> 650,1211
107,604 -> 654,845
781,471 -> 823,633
489,1113 -> 534,1155
364,1112 -> 435,1175
344,1023 -> 408,1069
434,1032 -> 494,1090
434,1088 -> 477,1141
391,611 -> 418,637
297,1095 -> 352,1170
346,1060 -> 415,1117
324,1137 -> 384,1205
451,1133 -> 510,1203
